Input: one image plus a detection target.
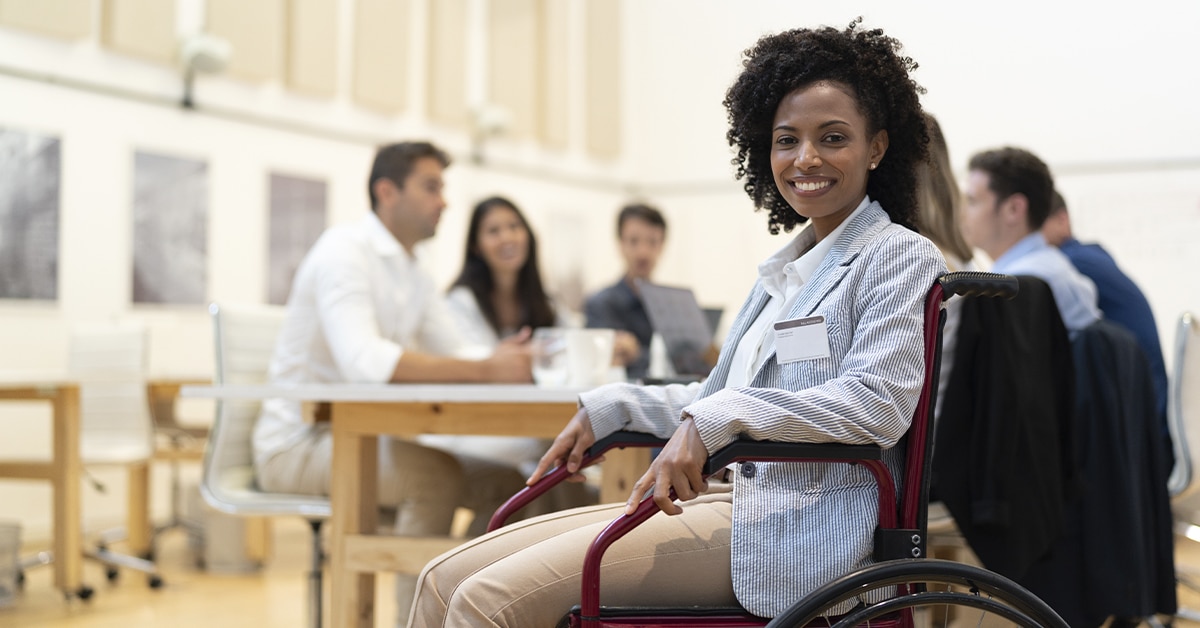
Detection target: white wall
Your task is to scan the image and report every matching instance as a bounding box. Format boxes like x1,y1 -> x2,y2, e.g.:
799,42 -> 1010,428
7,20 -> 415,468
619,0 -> 1200,350
2,0 -> 1199,541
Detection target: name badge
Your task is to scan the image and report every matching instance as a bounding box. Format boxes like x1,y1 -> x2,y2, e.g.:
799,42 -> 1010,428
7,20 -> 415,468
773,315 -> 831,364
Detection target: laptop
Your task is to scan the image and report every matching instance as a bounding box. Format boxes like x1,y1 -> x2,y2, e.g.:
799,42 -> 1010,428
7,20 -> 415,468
636,280 -> 723,379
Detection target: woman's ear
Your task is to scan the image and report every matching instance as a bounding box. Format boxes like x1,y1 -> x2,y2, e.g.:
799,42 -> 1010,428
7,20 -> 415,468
869,129 -> 889,169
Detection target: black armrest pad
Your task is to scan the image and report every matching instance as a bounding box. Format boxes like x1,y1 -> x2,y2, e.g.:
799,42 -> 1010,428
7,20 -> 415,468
703,440 -> 882,475
586,432 -> 883,478
587,431 -> 669,457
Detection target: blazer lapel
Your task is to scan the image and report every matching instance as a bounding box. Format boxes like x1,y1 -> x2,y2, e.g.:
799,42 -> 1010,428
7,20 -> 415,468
787,203 -> 891,320
699,282 -> 771,398
749,204 -> 892,377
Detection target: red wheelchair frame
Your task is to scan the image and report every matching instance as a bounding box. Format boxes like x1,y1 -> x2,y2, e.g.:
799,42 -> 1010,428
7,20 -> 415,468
488,272 -> 1065,628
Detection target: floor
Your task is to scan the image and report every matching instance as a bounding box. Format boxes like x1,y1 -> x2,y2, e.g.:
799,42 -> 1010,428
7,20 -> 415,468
0,519 -> 399,628
3,519 -> 1200,628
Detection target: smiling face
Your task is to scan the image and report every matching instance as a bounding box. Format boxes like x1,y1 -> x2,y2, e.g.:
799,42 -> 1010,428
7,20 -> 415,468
770,81 -> 889,240
474,204 -> 530,277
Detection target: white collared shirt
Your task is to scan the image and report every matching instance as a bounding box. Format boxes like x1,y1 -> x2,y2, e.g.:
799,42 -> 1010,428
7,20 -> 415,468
725,197 -> 871,387
253,211 -> 468,466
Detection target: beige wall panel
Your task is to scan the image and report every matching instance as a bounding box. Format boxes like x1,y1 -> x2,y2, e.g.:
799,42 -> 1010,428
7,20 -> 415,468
583,0 -> 620,159
538,0 -> 569,149
353,0 -> 409,113
101,0 -> 175,63
208,0 -> 285,82
426,0 -> 468,129
488,0 -> 539,141
0,0 -> 91,39
286,0 -> 338,96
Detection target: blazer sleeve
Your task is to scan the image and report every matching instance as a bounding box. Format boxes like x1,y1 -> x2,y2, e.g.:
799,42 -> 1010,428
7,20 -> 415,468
579,381 -> 703,440
687,231 -> 945,453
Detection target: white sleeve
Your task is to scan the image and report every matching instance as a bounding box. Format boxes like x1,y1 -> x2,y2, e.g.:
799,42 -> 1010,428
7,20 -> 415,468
419,286 -> 478,359
311,243 -> 402,383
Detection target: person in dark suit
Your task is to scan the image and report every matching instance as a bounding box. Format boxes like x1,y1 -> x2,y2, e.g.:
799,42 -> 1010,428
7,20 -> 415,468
583,203 -> 668,378
1041,189 -> 1169,435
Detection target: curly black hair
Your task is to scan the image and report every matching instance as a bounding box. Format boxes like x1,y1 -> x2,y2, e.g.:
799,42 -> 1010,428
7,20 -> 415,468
723,19 -> 928,234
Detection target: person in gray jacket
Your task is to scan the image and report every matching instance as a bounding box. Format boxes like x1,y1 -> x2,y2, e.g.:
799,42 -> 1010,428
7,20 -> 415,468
408,21 -> 946,626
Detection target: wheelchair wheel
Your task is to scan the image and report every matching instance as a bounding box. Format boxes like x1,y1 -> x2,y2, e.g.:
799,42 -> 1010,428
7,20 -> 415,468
767,559 -> 1068,628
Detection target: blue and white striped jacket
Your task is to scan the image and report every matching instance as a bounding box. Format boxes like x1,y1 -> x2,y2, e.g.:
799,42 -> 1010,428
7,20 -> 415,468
581,202 -> 946,617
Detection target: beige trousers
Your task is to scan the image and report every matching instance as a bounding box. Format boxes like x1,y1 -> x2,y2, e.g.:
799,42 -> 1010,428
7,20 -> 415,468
408,489 -> 736,628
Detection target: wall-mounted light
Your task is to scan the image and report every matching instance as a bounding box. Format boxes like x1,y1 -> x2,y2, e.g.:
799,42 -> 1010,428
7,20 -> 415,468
470,103 -> 512,164
178,33 -> 232,109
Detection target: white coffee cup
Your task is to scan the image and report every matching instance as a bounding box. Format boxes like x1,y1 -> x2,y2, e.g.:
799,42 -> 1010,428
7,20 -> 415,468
565,329 -> 615,387
531,328 -> 615,387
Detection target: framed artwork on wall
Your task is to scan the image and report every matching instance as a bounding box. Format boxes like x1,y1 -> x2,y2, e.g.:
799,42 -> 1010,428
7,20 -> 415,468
0,127 -> 60,300
132,150 -> 208,304
267,172 -> 327,305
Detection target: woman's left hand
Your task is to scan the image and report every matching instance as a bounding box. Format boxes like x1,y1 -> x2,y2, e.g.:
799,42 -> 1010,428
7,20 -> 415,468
625,416 -> 709,516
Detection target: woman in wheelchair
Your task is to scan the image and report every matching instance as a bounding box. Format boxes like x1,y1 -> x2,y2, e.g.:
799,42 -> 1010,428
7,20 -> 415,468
410,21 -> 947,627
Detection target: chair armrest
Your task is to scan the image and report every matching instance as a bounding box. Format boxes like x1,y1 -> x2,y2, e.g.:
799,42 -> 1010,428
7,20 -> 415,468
703,440 -> 882,475
487,431 -> 668,533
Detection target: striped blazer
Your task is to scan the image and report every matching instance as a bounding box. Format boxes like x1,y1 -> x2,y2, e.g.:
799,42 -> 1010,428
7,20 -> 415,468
581,202 -> 946,617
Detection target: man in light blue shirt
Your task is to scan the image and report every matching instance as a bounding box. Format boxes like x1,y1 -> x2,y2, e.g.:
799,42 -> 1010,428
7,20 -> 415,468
959,147 -> 1100,332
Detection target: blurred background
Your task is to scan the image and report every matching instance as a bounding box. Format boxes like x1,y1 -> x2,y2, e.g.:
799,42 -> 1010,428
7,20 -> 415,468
0,0 -> 1198,545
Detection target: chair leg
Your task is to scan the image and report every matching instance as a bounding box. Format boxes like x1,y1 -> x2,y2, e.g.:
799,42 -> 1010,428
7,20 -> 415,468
308,519 -> 324,628
86,546 -> 163,588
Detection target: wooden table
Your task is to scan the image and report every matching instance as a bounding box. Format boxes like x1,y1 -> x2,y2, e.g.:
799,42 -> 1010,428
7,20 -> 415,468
181,383 -> 650,628
0,379 -> 84,598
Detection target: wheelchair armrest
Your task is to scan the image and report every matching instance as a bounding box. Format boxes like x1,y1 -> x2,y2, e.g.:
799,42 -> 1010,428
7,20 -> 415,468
486,431 -> 668,533
703,440 -> 882,476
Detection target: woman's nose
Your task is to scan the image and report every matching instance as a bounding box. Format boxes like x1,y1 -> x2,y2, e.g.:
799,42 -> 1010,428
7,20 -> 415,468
794,141 -> 822,169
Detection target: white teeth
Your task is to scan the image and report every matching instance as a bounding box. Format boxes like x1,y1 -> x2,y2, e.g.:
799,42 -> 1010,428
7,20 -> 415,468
795,180 -> 830,192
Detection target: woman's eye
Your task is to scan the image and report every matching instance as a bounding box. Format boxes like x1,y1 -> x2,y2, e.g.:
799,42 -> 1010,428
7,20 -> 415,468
774,136 -> 796,146
825,133 -> 847,143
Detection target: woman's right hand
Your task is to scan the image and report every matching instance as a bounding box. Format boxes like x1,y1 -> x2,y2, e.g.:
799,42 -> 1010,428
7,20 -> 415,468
527,408 -> 603,485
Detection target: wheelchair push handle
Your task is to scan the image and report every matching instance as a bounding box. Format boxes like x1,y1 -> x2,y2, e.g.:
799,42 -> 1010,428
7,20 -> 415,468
937,271 -> 1019,301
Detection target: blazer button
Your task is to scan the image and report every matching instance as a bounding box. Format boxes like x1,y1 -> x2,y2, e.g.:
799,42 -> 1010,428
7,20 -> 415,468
740,462 -> 756,479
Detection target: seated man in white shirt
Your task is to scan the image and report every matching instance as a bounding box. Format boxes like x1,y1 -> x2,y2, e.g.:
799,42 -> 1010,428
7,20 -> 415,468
959,146 -> 1100,332
252,141 -> 532,618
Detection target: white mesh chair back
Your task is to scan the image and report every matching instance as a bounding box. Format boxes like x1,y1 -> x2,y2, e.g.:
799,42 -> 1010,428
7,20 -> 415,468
202,303 -> 329,518
68,323 -> 154,464
1169,312 -> 1200,513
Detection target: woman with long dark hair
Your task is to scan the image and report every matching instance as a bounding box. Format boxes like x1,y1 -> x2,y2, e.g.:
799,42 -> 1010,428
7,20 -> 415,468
422,196 -> 589,535
446,196 -> 560,346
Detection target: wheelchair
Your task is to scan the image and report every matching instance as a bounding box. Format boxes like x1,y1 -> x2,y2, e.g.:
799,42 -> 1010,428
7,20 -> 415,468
487,272 -> 1069,628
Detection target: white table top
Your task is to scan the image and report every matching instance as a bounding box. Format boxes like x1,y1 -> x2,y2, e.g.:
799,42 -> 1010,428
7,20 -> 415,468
180,383 -> 591,403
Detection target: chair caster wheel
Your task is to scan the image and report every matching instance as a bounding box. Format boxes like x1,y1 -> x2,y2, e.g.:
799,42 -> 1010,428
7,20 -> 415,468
148,575 -> 164,589
105,567 -> 119,582
75,586 -> 94,601
16,570 -> 24,588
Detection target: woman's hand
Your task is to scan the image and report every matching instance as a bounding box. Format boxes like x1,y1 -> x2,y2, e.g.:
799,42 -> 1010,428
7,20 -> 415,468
626,416 -> 709,516
527,407 -> 603,485
486,327 -> 533,383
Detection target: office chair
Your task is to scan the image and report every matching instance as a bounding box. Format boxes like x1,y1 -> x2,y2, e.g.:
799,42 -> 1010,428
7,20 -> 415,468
19,324 -> 165,589
1166,311 -> 1200,623
145,380 -> 209,555
203,303 -> 329,628
488,272 -> 1067,627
